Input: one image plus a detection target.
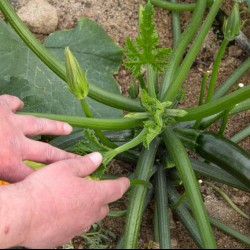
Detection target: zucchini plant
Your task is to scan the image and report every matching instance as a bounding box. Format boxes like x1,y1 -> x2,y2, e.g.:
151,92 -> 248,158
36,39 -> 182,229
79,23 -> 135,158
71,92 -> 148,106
0,0 -> 249,248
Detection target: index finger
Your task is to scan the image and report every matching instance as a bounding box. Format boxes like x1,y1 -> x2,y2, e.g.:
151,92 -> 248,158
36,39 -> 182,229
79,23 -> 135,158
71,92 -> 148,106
17,115 -> 73,136
98,177 -> 130,204
0,95 -> 24,112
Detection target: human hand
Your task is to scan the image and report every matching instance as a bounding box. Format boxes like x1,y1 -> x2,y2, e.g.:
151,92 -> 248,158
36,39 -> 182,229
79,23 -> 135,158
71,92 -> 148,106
0,95 -> 78,182
11,153 -> 130,248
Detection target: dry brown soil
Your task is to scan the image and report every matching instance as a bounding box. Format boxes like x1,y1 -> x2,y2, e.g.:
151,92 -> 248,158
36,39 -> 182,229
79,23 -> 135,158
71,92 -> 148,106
2,0 -> 250,249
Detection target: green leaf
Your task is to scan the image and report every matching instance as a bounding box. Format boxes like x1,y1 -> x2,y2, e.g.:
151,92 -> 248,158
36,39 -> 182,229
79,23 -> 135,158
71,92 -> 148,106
0,19 -> 123,118
72,129 -> 110,179
140,90 -> 169,147
72,129 -> 110,155
124,1 -> 171,77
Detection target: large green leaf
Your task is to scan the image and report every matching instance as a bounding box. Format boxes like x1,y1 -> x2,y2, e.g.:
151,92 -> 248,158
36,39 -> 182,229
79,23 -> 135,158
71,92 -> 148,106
0,19 -> 123,117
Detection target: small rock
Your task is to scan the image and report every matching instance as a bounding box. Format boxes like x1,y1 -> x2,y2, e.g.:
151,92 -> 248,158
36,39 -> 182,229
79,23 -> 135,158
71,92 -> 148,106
17,0 -> 58,34
171,238 -> 178,248
228,45 -> 243,58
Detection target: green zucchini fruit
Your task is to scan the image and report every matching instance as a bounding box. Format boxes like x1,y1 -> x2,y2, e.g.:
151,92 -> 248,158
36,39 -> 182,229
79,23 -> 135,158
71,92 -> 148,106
174,128 -> 250,188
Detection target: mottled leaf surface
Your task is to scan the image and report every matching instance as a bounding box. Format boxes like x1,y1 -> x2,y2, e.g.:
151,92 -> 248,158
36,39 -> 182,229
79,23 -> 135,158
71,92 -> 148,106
0,19 -> 123,117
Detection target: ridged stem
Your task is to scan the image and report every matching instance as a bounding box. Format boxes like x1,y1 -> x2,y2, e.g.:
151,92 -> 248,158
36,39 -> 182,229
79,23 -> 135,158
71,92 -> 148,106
18,112 -> 145,130
163,127 -> 216,248
162,0 -> 223,102
177,85 -> 250,121
122,139 -> 160,249
159,0 -> 207,99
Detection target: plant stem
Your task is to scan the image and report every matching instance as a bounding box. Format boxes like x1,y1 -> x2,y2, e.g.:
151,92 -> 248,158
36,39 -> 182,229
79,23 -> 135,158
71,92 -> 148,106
151,0 -> 213,12
189,158 -> 250,192
205,39 -> 229,103
231,125 -> 250,143
0,0 -> 144,112
177,85 -> 250,121
18,112 -> 145,130
80,99 -> 116,148
122,139 -> 160,249
199,71 -> 210,106
212,57 -> 250,100
167,182 -> 203,248
193,71 -> 210,128
209,217 -> 250,246
162,0 -> 223,102
218,108 -> 232,135
146,64 -> 157,98
163,127 -> 216,248
103,128 -> 148,165
170,0 -> 181,46
159,0 -> 207,99
138,75 -> 147,91
203,181 -> 250,220
199,98 -> 250,129
154,165 -> 171,249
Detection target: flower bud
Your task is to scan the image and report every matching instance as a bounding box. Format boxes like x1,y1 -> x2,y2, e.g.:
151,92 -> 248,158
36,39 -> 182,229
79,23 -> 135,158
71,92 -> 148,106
64,47 -> 89,99
223,3 -> 241,41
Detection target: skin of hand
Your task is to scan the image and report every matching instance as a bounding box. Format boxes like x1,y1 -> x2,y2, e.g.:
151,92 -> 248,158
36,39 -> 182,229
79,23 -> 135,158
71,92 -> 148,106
0,94 -> 130,248
0,152 -> 130,248
0,94 -> 79,183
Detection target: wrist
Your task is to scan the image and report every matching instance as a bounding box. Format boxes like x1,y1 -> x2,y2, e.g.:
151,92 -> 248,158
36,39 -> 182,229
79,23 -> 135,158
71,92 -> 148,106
0,183 -> 33,248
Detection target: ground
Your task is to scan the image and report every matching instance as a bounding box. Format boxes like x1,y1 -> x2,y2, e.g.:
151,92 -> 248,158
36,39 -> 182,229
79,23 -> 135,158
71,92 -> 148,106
2,0 -> 250,249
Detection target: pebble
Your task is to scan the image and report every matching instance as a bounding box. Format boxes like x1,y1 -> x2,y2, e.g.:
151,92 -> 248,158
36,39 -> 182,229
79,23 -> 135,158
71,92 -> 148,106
17,0 -> 58,34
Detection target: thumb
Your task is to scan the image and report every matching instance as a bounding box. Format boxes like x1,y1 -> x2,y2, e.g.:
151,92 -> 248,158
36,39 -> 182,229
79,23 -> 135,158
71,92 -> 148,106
64,152 -> 103,177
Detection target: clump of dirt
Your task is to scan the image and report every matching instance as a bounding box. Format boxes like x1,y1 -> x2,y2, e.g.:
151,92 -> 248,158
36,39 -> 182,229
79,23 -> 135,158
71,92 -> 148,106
1,0 -> 250,249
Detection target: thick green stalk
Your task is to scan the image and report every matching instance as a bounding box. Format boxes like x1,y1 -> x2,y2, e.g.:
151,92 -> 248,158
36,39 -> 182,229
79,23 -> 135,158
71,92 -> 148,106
159,0 -> 207,99
177,85 -> 250,121
163,127 -> 216,248
230,98 -> 250,114
122,139 -> 160,249
103,128 -> 148,165
212,57 -> 250,100
162,0 -> 223,102
0,0 -> 143,112
147,64 -> 157,98
170,0 -> 181,46
151,0 -> 213,12
205,39 -> 229,103
199,98 -> 250,129
18,112 -> 145,130
154,166 -> 171,249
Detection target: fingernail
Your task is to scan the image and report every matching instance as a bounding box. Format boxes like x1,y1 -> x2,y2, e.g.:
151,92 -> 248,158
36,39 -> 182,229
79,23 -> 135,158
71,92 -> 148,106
88,152 -> 103,165
63,123 -> 73,133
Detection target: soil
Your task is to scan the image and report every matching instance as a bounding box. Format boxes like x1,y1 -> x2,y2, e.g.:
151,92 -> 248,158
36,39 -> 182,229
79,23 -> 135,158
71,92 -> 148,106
2,0 -> 250,249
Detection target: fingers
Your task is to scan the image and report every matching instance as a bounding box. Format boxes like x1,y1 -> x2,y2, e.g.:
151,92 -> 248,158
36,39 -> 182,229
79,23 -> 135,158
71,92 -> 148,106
17,115 -> 72,136
22,139 -> 79,164
49,152 -> 103,178
0,95 -> 24,112
98,177 -> 130,204
98,205 -> 110,221
3,162 -> 34,183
